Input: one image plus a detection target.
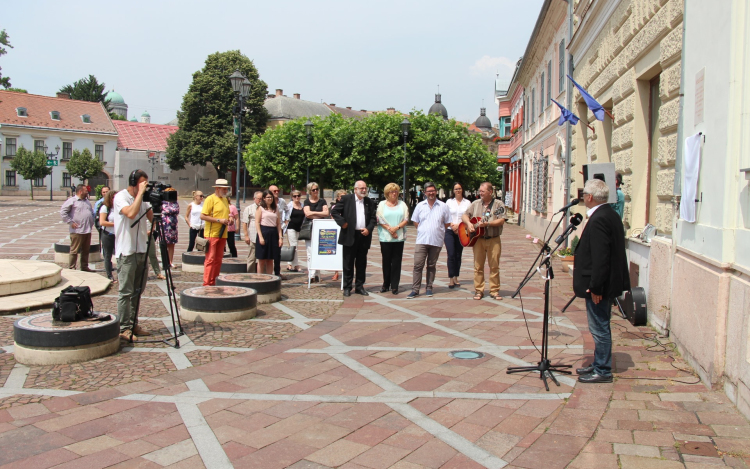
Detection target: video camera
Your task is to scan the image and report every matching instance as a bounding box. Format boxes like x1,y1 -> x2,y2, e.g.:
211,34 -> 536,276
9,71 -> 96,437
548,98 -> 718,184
145,181 -> 178,214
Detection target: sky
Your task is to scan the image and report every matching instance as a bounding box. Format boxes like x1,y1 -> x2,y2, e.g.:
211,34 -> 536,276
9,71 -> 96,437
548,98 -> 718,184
2,0 -> 544,126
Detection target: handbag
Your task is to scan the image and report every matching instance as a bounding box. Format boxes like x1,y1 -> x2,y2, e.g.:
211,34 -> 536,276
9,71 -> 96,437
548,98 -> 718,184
298,218 -> 312,240
195,236 -> 208,252
280,246 -> 296,262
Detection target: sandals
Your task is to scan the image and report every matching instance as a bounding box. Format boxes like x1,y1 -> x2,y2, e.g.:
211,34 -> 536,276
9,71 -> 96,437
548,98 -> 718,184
473,292 -> 483,300
490,293 -> 503,300
448,278 -> 455,289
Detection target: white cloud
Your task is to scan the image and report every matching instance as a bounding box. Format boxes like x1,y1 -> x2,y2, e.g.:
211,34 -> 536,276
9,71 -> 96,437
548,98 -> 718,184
470,55 -> 516,76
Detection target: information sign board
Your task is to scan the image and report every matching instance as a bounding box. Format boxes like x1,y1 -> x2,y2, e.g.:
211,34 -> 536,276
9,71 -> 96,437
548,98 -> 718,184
308,219 -> 343,289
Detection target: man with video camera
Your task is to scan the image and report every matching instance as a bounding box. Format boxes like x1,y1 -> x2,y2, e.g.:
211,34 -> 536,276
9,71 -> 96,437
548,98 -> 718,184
114,169 -> 152,342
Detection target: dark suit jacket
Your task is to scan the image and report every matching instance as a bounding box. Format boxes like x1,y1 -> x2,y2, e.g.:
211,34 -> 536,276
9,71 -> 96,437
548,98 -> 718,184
573,204 -> 630,299
331,193 -> 377,248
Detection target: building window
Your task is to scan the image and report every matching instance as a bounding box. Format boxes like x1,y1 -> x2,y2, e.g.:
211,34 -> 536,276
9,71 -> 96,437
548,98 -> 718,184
95,144 -> 104,161
540,74 -> 545,114
81,114 -> 91,124
16,107 -> 27,117
5,170 -> 16,186
50,111 -> 60,120
62,142 -> 72,160
559,40 -> 565,94
5,138 -> 16,156
63,172 -> 71,187
34,140 -> 45,154
500,117 -> 511,137
531,89 -> 535,123
33,178 -> 45,187
547,61 -> 552,105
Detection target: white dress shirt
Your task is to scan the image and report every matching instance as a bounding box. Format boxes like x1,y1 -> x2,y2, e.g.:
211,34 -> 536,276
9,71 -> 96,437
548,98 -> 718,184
411,199 -> 451,247
355,196 -> 365,230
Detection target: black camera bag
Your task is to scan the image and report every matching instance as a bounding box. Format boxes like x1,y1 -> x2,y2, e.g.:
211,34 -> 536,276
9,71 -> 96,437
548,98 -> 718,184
53,286 -> 94,322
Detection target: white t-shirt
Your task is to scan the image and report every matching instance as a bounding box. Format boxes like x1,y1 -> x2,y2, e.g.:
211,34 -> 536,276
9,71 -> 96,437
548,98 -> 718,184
100,205 -> 115,234
114,190 -> 152,257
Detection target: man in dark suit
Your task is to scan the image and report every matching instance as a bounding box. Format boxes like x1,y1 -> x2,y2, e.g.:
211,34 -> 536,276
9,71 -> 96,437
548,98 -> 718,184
573,178 -> 630,383
331,180 -> 377,297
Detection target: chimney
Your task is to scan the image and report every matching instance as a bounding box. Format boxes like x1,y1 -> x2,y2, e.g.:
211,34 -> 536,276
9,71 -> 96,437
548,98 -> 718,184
293,93 -> 300,99
346,106 -> 352,110
387,107 -> 395,112
330,104 -> 336,107
56,92 -> 71,99
267,94 -> 274,99
275,89 -> 283,97
360,109 -> 367,112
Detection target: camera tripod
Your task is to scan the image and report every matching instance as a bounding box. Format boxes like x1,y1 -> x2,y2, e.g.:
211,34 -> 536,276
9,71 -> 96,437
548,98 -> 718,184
506,212 -> 577,390
127,208 -> 184,348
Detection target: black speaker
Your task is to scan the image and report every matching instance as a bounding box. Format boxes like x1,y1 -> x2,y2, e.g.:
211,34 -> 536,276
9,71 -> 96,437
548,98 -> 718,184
615,287 -> 647,326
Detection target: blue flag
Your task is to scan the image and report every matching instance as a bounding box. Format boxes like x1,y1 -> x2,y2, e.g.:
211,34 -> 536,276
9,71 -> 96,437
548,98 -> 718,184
551,99 -> 580,126
567,75 -> 605,121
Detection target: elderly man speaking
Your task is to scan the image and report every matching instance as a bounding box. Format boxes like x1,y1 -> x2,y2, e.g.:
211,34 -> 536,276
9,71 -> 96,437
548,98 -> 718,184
573,178 -> 629,384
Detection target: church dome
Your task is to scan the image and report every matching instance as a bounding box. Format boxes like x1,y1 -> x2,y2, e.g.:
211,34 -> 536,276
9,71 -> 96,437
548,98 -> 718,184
106,90 -> 125,104
141,110 -> 151,118
428,94 -> 448,120
475,107 -> 492,130
129,116 -> 138,122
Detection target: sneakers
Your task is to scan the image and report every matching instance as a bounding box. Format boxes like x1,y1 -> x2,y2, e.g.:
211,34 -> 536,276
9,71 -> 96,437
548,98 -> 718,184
406,291 -> 419,299
425,288 -> 433,297
132,325 -> 151,336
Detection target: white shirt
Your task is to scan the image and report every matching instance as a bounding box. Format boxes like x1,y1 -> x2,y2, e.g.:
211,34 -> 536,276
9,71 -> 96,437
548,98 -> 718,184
355,196 -> 366,230
446,198 -> 471,224
100,205 -> 115,234
411,199 -> 451,247
113,190 -> 152,257
586,204 -> 603,218
189,202 -> 204,230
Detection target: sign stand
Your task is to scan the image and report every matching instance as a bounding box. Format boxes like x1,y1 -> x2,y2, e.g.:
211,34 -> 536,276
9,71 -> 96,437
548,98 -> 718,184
308,219 -> 344,290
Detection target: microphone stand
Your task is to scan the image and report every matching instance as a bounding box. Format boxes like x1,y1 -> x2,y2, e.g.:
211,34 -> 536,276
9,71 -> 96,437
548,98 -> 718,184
506,211 -> 578,391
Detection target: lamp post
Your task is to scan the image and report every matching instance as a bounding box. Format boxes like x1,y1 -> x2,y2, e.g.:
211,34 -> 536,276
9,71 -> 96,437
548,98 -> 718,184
304,119 -> 313,186
400,118 -> 410,200
230,69 -> 252,240
44,144 -> 60,201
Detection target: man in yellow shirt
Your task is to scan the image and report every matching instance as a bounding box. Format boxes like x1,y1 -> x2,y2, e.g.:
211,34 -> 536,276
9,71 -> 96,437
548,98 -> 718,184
200,179 -> 234,285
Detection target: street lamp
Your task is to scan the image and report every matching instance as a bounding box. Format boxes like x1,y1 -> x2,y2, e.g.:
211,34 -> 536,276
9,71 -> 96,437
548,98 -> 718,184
230,70 -> 251,240
44,144 -> 60,201
304,119 -> 313,186
400,118 -> 410,200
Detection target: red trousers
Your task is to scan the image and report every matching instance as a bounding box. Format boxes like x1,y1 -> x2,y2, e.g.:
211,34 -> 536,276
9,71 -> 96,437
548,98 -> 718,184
203,237 -> 227,286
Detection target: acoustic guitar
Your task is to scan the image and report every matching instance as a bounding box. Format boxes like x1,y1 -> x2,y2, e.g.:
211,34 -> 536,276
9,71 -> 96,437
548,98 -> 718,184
458,205 -> 506,247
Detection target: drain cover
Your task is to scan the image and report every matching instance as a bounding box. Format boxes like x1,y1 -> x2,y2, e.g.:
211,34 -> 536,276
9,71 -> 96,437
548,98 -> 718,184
450,350 -> 484,360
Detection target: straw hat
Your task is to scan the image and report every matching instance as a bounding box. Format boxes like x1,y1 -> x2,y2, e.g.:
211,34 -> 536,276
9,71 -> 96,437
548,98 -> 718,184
212,179 -> 230,188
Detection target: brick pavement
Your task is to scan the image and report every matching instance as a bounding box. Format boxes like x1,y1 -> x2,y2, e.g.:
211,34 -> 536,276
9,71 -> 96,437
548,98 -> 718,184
0,197 -> 748,468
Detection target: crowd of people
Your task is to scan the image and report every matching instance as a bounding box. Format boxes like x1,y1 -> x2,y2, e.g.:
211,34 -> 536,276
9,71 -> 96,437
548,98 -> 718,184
59,172 -> 630,386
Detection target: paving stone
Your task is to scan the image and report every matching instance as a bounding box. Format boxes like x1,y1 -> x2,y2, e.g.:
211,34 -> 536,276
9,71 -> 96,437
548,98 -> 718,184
306,439 -> 371,467
64,435 -> 123,456
142,439 -> 198,466
613,443 -> 662,458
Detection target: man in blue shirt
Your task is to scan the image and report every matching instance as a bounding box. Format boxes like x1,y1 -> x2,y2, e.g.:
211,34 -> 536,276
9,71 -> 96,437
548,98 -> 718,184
610,173 -> 624,219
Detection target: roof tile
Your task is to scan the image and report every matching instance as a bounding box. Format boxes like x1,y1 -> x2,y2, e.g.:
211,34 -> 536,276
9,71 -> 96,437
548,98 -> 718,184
0,91 -> 116,134
113,120 -> 178,152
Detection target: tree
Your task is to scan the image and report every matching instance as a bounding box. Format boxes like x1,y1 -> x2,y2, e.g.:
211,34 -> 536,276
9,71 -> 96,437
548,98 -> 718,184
66,148 -> 104,185
0,29 -> 12,89
166,50 -> 268,177
9,147 -> 52,200
59,75 -> 111,110
6,87 -> 26,93
244,111 -> 501,193
110,114 -> 126,121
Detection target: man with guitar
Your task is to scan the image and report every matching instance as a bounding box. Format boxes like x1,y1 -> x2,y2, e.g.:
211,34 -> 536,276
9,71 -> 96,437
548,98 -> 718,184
461,182 -> 507,300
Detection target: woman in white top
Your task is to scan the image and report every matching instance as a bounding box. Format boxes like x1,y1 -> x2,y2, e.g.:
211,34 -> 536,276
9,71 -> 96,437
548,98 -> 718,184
184,191 -> 205,252
98,190 -> 117,281
445,182 -> 471,288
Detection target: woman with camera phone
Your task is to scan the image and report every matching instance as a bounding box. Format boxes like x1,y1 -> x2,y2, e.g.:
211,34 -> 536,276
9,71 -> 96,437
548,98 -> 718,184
255,190 -> 283,274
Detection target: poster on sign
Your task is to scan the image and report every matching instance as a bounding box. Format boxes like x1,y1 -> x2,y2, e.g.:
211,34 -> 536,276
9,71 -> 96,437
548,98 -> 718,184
308,219 -> 343,289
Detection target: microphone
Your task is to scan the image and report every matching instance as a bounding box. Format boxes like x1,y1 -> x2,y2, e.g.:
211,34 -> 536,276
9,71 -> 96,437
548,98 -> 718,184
556,198 -> 580,213
555,213 -> 583,244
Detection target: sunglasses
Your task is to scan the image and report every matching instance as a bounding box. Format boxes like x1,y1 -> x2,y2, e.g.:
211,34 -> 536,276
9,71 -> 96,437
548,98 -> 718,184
292,195 -> 301,198
196,195 -> 204,198
311,188 -> 319,192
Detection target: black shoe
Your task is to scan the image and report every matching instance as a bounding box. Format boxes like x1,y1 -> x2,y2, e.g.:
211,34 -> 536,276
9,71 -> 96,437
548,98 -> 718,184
578,373 -> 613,384
576,366 -> 594,375
380,286 -> 389,293
343,289 -> 351,297
392,288 -> 398,295
354,288 -> 369,296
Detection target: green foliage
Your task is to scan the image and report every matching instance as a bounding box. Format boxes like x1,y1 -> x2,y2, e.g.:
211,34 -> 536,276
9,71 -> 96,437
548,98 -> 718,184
109,113 -> 126,121
166,50 -> 268,177
558,247 -> 573,257
245,111 -> 501,192
9,147 -> 52,200
59,75 -> 111,110
571,235 -> 580,254
66,148 -> 104,183
0,29 -> 12,89
6,87 -> 26,93
95,185 -> 105,199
